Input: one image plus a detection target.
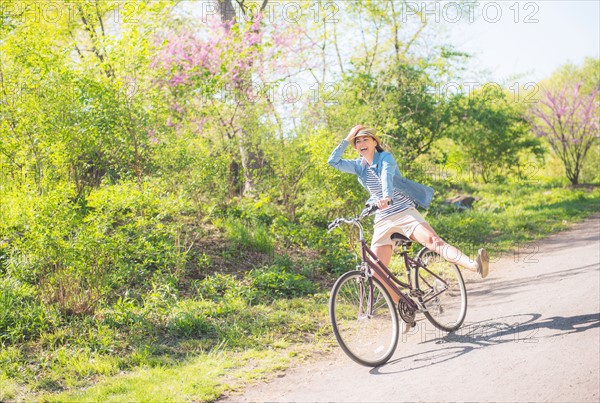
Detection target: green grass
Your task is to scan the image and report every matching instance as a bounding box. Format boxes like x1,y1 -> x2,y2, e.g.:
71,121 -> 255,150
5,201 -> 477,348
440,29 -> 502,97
425,182 -> 600,258
0,295 -> 333,402
44,348 -> 300,403
0,374 -> 23,401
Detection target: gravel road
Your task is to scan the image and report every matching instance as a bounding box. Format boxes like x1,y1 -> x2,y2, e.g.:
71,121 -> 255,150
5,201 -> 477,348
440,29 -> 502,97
223,214 -> 600,402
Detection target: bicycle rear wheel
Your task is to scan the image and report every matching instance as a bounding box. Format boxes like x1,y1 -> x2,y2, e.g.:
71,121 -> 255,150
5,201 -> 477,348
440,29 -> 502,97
329,270 -> 399,367
416,249 -> 467,332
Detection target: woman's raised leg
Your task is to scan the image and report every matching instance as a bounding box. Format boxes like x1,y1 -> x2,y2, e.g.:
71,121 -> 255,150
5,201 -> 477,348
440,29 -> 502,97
410,222 -> 478,272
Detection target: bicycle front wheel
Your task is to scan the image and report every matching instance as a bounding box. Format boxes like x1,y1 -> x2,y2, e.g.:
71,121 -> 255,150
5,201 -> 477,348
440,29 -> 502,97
416,249 -> 467,332
329,271 -> 399,367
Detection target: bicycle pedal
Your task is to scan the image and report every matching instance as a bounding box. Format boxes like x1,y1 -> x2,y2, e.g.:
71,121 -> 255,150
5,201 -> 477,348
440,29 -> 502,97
401,320 -> 415,333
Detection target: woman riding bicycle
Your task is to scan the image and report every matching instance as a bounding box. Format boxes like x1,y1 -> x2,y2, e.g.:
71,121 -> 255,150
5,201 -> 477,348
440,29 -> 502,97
328,125 -> 489,298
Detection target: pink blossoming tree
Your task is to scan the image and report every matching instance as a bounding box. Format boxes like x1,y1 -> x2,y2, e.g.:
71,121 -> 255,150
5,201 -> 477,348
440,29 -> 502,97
151,1 -> 312,197
530,84 -> 599,185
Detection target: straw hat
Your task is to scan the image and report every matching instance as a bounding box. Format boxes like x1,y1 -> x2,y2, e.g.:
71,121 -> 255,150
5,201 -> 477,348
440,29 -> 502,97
352,128 -> 384,152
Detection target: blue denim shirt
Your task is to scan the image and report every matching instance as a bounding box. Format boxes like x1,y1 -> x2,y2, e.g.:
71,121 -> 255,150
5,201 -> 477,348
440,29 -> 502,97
327,140 -> 434,209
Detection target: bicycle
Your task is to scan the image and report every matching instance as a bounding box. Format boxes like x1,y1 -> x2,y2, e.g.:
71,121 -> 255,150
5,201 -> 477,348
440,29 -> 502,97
327,203 -> 467,367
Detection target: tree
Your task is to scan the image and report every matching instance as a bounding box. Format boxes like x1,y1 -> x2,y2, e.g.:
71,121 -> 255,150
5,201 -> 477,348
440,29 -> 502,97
543,58 -> 600,94
529,83 -> 599,185
304,0 -> 471,175
0,0 -> 174,197
447,86 -> 544,183
150,1 -> 313,200
321,60 -> 457,173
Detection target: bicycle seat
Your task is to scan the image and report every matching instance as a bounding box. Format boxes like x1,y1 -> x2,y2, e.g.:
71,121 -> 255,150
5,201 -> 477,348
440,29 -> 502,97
391,232 -> 412,247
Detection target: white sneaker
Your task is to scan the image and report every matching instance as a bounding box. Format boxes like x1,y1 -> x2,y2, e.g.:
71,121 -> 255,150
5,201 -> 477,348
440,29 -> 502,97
476,248 -> 489,278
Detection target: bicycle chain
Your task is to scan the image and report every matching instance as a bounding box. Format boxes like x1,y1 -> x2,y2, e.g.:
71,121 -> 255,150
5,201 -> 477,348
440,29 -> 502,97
398,301 -> 415,326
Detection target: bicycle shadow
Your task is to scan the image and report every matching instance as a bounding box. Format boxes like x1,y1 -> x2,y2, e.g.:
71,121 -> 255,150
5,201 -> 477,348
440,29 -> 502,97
370,312 -> 599,375
369,345 -> 476,375
441,312 -> 599,345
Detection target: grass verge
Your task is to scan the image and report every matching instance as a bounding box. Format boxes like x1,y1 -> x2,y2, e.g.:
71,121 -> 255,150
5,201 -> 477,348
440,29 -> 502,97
42,347 -> 312,402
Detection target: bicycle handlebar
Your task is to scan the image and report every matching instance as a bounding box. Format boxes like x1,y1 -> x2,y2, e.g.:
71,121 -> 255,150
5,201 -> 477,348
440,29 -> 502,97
327,200 -> 392,232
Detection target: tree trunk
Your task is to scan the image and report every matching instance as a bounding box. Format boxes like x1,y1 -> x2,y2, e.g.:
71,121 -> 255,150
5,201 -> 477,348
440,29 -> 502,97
216,0 -> 262,198
217,0 -> 236,22
569,169 -> 579,186
228,159 -> 242,198
235,129 -> 256,196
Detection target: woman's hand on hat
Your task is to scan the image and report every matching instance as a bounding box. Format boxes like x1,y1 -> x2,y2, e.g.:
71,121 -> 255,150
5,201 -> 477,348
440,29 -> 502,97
346,125 -> 364,141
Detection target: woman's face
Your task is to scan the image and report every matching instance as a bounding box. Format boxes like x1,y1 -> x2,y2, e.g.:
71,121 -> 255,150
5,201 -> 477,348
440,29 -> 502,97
354,136 -> 377,157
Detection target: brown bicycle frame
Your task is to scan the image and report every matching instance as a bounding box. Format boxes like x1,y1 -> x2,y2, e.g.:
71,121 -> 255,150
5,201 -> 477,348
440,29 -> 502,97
360,239 -> 420,311
363,240 -> 453,310
328,208 -> 452,319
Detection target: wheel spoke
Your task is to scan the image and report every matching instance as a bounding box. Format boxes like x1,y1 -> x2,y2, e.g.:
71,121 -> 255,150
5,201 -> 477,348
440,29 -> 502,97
329,272 -> 399,366
417,250 -> 467,332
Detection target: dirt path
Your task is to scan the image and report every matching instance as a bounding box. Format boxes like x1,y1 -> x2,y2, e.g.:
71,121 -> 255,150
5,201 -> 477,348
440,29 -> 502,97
222,214 -> 600,402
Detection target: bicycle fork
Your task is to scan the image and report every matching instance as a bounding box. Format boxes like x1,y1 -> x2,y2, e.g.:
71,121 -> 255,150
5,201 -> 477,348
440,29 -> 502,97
355,265 -> 376,320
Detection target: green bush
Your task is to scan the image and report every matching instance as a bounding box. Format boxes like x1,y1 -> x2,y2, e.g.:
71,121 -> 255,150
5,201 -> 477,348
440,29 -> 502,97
0,346 -> 22,379
1,185 -> 82,285
0,180 -> 200,319
225,196 -> 282,226
248,266 -> 316,301
167,303 -> 216,338
220,216 -> 274,254
193,273 -> 241,301
99,298 -> 151,332
0,278 -> 60,344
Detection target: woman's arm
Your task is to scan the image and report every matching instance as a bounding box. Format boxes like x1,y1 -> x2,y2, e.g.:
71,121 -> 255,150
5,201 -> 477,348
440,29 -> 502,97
327,140 -> 358,174
327,125 -> 364,175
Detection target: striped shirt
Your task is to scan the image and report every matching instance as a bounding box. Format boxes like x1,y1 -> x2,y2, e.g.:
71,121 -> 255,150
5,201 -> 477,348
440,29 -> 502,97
365,166 -> 415,223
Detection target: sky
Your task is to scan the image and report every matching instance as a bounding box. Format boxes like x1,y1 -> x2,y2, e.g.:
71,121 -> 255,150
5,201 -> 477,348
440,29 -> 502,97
182,0 -> 599,86
444,0 -> 600,83
177,0 -> 599,133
